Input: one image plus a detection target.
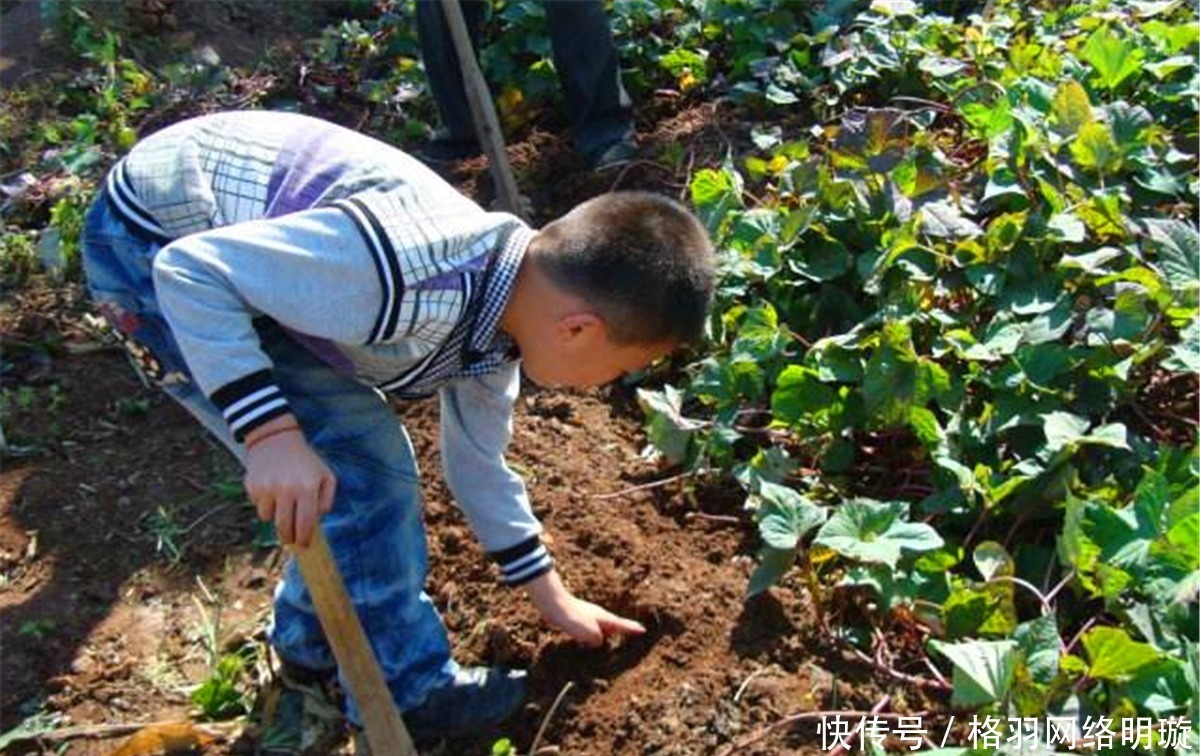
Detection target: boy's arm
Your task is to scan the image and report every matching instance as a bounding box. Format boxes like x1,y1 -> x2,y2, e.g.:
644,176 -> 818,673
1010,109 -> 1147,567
152,208 -> 385,547
152,207 -> 383,442
439,365 -> 550,582
439,368 -> 644,645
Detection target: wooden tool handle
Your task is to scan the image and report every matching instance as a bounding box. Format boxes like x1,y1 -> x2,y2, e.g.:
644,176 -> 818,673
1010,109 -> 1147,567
293,529 -> 418,755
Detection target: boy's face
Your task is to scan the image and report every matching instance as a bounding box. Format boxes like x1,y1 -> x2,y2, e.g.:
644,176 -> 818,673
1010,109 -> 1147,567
519,325 -> 674,389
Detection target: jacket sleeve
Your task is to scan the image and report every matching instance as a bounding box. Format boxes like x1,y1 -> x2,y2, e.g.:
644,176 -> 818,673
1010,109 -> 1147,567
438,363 -> 552,586
151,207 -> 384,441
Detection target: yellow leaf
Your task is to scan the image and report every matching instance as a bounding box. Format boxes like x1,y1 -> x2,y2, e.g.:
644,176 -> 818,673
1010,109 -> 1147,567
1051,80 -> 1094,136
107,723 -> 215,756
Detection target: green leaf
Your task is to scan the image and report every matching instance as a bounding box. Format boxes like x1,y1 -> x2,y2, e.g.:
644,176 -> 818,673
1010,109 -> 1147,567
1142,218 -> 1200,297
1146,55 -> 1196,80
1040,411 -> 1091,454
1071,122 -> 1122,173
659,47 -> 708,80
909,406 -> 944,449
814,499 -> 944,568
690,168 -> 743,232
919,55 -> 968,78
788,236 -> 853,281
1082,26 -> 1145,91
974,541 -> 1014,580
929,639 -> 1020,707
753,481 -> 827,550
1048,213 -> 1087,243
748,545 -> 798,596
1124,658 -> 1194,717
638,386 -> 704,464
1050,80 -> 1094,135
1058,247 -> 1125,275
943,582 -> 1018,638
863,321 -> 918,424
771,366 -> 836,426
919,200 -> 983,239
1014,616 -> 1062,685
1082,626 -> 1161,681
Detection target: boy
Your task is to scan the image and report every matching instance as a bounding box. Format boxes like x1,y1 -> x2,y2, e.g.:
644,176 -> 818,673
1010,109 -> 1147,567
81,111 -> 715,752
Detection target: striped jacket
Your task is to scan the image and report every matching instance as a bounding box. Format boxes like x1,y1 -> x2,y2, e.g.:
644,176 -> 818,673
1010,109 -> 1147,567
102,111 -> 550,586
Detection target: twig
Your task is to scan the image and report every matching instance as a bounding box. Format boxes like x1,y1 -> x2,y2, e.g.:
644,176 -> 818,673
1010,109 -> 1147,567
888,95 -> 951,112
528,681 -> 574,756
733,666 -> 771,703
684,511 -> 744,526
591,470 -> 706,500
1002,511 -> 1029,549
962,505 -> 990,551
607,159 -> 679,192
830,695 -> 892,756
181,501 -> 233,536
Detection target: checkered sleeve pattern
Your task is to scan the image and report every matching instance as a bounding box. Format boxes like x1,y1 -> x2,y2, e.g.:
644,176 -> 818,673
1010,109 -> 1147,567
110,113 -> 290,238
332,187 -> 500,352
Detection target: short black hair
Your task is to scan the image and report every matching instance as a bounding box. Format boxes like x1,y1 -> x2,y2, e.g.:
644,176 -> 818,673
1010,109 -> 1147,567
529,191 -> 715,346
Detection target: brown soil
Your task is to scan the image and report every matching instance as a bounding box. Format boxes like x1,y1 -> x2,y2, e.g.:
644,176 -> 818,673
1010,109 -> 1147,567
0,281 -> 895,756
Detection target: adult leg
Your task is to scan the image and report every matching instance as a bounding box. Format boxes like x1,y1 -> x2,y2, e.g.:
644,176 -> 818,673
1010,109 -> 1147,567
416,0 -> 489,147
543,0 -> 633,162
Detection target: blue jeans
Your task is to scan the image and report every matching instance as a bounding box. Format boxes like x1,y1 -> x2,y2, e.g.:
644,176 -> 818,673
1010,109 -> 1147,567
81,196 -> 458,722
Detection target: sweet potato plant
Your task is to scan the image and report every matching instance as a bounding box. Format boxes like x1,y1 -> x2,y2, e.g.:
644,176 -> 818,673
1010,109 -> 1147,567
639,0 -> 1199,740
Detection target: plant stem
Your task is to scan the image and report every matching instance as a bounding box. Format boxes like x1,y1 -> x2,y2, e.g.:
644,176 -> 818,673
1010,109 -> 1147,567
848,646 -> 952,692
986,574 -> 1054,616
528,681 -> 574,756
591,469 -> 707,500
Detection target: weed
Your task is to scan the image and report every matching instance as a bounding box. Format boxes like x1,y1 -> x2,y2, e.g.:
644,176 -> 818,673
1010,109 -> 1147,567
143,505 -> 185,563
114,396 -> 151,418
0,231 -> 41,287
18,619 -> 57,640
190,580 -> 257,720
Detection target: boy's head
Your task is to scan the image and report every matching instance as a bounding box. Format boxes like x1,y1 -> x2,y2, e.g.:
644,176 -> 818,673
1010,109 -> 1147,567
503,191 -> 715,388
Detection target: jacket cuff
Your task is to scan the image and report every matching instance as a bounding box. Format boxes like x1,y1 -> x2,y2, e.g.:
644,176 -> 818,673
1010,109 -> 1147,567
211,369 -> 291,443
489,535 -> 553,586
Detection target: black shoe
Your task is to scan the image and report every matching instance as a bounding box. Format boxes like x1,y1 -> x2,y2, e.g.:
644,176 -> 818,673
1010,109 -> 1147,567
415,135 -> 482,169
354,666 -> 526,752
405,666 -> 526,741
588,138 -> 638,171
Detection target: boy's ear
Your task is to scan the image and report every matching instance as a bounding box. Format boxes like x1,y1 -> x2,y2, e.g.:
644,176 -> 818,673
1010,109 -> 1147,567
554,312 -> 605,344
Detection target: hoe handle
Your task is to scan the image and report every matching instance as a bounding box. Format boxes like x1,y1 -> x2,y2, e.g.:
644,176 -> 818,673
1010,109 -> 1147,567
293,529 -> 418,755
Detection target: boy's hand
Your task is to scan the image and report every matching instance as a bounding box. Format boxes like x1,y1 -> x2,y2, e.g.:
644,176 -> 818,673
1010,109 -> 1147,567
244,415 -> 336,548
524,570 -> 646,647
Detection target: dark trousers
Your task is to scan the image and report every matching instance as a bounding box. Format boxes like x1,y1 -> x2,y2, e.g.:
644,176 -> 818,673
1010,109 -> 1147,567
416,0 -> 633,160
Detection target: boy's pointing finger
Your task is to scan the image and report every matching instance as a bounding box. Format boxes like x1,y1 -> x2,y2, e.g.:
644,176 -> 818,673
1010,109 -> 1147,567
598,612 -> 647,637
